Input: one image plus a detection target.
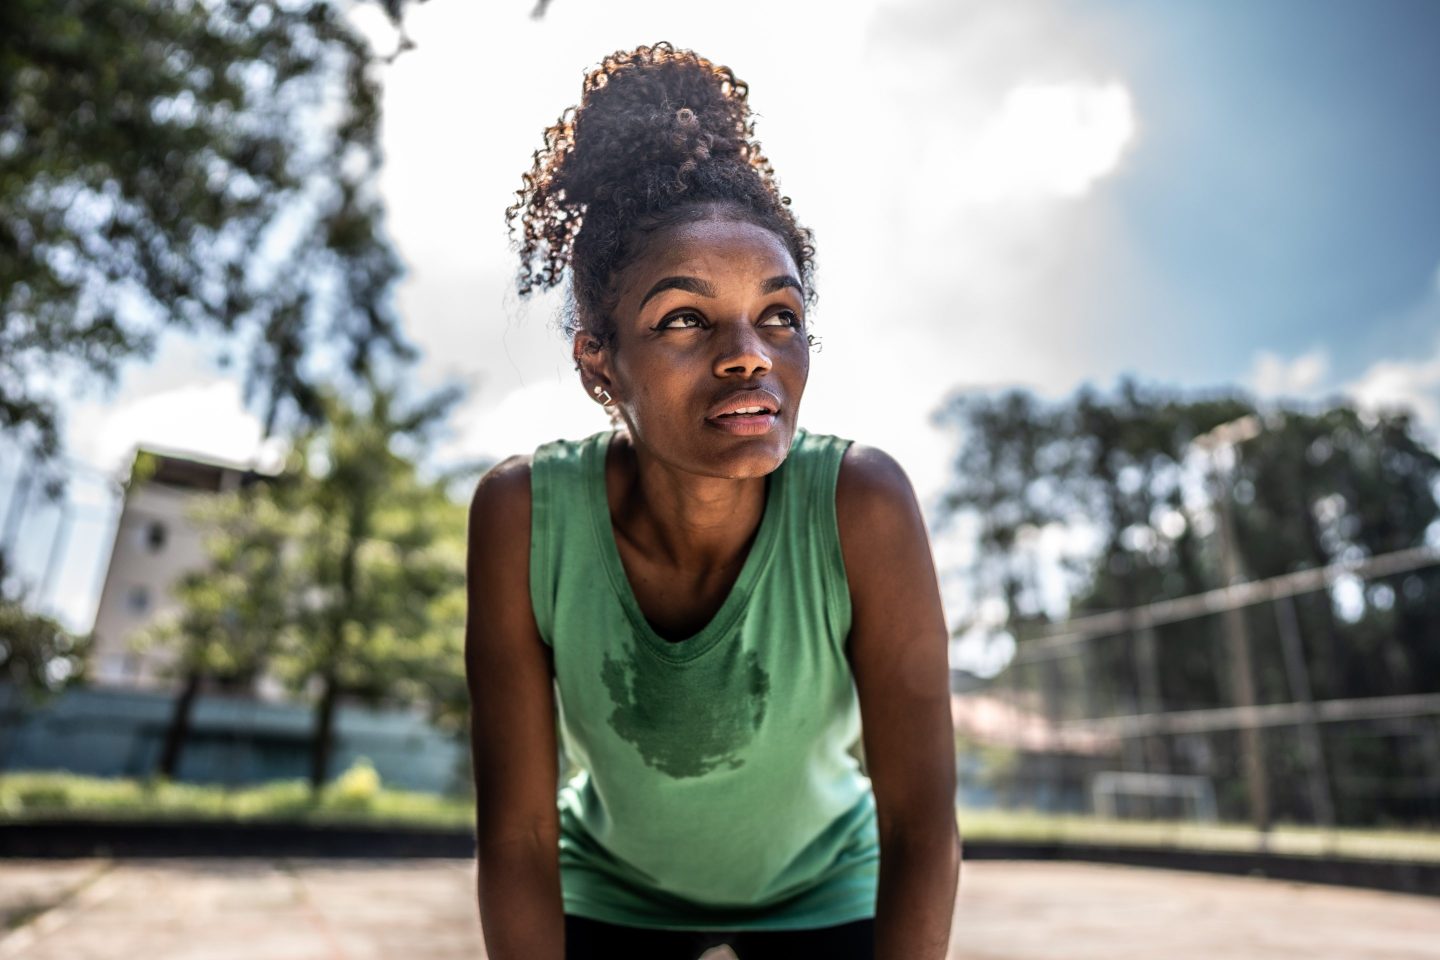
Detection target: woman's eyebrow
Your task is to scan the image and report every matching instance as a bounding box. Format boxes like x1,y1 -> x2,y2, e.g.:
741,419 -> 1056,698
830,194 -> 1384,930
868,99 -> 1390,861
639,276 -> 716,308
760,275 -> 802,295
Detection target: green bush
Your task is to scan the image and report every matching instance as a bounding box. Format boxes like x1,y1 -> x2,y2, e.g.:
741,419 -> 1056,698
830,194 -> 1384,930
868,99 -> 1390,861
0,770 -> 472,828
322,758 -> 381,812
17,783 -> 70,812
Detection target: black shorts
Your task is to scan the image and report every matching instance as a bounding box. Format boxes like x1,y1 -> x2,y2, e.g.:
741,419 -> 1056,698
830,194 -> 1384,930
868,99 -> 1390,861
564,914 -> 876,960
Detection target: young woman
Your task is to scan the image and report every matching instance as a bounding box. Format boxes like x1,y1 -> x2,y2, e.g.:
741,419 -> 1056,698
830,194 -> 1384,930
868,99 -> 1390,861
466,43 -> 960,960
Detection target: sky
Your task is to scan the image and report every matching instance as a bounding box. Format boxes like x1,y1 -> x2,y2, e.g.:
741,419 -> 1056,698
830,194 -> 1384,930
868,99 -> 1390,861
6,0 -> 1440,670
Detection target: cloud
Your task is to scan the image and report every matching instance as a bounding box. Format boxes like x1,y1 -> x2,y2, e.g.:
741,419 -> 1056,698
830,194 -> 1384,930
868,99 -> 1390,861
1248,347 -> 1330,399
438,377 -> 605,467
1249,336 -> 1440,442
1343,339 -> 1440,433
67,377 -> 274,475
959,80 -> 1137,203
1339,266 -> 1440,438
1247,266 -> 1440,439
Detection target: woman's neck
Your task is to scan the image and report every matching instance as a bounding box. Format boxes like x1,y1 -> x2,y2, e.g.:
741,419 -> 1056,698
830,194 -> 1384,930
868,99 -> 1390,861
607,431 -> 768,573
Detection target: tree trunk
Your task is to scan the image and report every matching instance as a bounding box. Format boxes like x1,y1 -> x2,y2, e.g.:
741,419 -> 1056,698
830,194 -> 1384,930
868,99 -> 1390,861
309,672 -> 339,791
156,670 -> 202,780
307,497 -> 364,792
0,695 -> 26,771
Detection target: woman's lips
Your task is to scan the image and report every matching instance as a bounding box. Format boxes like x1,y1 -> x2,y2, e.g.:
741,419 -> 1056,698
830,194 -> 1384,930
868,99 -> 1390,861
706,388 -> 782,419
705,411 -> 778,436
703,387 -> 782,436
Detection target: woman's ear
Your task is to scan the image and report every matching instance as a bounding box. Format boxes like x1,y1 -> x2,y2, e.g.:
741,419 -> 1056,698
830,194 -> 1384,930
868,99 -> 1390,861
573,333 -> 617,405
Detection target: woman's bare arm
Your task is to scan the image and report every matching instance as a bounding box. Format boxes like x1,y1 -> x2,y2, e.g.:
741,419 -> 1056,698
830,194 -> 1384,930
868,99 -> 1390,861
466,456 -> 564,960
837,445 -> 962,960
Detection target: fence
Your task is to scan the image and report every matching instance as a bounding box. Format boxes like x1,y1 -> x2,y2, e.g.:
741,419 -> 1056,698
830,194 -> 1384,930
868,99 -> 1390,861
958,545 -> 1440,830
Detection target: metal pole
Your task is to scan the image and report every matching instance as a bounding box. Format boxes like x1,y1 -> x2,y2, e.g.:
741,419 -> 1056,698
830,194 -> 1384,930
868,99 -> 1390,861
1133,621 -> 1169,777
1060,690 -> 1440,738
1273,594 -> 1336,827
1040,655 -> 1064,814
1018,543 -> 1440,655
1211,462 -> 1271,836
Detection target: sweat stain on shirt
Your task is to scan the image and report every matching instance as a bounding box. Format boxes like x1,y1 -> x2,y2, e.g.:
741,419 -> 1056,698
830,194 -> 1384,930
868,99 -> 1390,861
601,643 -> 771,779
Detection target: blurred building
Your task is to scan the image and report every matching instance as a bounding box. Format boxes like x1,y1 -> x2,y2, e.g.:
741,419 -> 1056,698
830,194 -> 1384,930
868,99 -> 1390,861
89,448 -> 271,689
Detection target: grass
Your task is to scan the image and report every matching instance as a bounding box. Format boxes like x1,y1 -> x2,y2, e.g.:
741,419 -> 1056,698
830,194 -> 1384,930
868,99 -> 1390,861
4,768 -> 1437,864
958,808 -> 1440,863
0,760 -> 473,829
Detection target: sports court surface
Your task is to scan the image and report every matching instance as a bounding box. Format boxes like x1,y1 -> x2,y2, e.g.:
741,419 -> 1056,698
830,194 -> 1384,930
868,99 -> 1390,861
1,858 -> 1435,959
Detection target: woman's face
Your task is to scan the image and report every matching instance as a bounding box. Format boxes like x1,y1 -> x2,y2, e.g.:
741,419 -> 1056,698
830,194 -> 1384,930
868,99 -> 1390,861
580,216 -> 810,481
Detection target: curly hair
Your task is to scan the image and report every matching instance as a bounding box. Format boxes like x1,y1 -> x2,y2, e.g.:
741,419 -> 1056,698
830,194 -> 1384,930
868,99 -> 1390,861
506,42 -> 816,346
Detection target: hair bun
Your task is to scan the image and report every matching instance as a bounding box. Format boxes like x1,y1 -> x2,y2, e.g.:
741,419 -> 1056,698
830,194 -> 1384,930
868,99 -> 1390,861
557,44 -> 759,208
508,42 -> 813,338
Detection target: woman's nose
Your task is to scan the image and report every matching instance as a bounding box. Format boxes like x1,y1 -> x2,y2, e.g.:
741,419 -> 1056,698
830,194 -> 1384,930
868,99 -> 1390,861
712,322 -> 772,378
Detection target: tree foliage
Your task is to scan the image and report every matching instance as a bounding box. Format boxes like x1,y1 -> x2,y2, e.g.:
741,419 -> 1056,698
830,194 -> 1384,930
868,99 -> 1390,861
936,381 -> 1440,635
0,592 -> 91,699
146,383 -> 469,787
268,384 -> 467,722
936,382 -> 1258,624
936,382 -> 1440,823
1,0 -> 414,474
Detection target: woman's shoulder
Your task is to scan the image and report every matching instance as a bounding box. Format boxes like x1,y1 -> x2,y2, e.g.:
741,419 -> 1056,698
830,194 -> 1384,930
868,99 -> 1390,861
467,454 -> 534,558
470,430 -> 613,507
468,430 -> 617,542
471,452 -> 533,504
782,431 -> 916,517
834,443 -> 927,581
836,443 -> 915,508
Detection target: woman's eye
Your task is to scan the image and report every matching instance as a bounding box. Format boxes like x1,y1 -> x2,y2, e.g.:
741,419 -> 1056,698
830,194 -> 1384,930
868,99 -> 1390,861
760,310 -> 801,328
657,313 -> 703,330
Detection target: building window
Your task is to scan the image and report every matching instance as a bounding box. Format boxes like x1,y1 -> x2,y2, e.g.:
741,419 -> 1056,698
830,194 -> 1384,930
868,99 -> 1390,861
126,586 -> 150,614
145,521 -> 167,553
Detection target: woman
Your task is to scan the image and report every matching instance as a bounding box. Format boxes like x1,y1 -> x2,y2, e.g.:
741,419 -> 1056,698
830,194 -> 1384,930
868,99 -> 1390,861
466,43 -> 960,960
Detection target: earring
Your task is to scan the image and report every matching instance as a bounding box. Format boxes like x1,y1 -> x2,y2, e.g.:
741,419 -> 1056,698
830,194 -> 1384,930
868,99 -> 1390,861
592,385 -> 614,406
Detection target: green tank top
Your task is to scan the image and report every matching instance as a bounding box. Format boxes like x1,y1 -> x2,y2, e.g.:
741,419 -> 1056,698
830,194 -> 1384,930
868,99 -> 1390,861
529,428 -> 879,931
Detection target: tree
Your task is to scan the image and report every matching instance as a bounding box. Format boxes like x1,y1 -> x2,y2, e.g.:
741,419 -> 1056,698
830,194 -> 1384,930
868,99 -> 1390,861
276,385 -> 467,789
136,478 -> 291,779
2,0 -> 414,481
934,382 -> 1254,627
0,577 -> 92,768
935,382 -> 1440,824
146,382 -> 467,789
0,595 -> 90,695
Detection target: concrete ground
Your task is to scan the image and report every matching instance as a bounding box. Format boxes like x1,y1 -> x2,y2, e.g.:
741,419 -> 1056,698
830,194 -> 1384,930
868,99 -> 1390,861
1,858 -> 1436,959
